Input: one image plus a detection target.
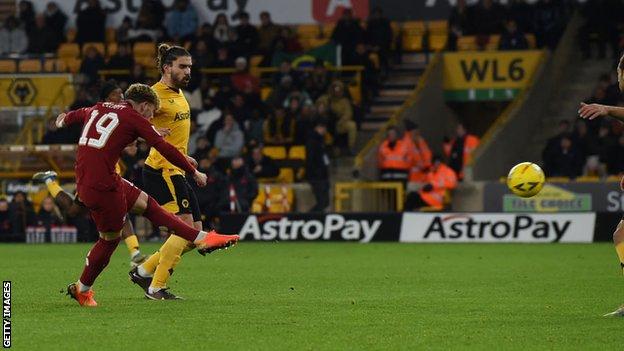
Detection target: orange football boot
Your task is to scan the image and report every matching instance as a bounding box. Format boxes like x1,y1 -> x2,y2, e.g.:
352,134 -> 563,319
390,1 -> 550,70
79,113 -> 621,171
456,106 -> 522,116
195,230 -> 239,256
66,283 -> 98,307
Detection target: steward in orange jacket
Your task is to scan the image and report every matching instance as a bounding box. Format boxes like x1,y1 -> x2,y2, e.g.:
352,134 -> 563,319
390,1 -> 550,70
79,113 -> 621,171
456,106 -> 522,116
403,126 -> 432,183
378,127 -> 411,181
443,124 -> 479,180
405,156 -> 458,211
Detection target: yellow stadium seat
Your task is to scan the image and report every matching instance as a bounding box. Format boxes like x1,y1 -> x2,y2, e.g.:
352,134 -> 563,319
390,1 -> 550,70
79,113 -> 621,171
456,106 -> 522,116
260,87 -> 273,101
64,57 -> 82,73
546,177 -> 570,183
58,43 -> 80,58
526,34 -> 536,49
250,55 -> 263,68
403,21 -> 425,33
252,184 -> 295,213
428,20 -> 448,34
429,34 -> 447,51
43,59 -> 67,72
297,24 -> 320,38
277,168 -> 294,183
263,146 -> 287,159
18,59 -> 42,73
66,28 -> 77,43
322,23 -> 335,37
299,38 -> 314,51
606,175 -> 621,182
485,35 -> 501,51
457,36 -> 477,51
0,60 -> 16,73
348,84 -> 361,105
82,42 -> 105,57
288,145 -> 306,160
368,52 -> 380,69
133,42 -> 156,57
575,176 -> 599,183
105,27 -> 116,43
135,56 -> 157,69
308,37 -> 328,48
106,43 -> 118,58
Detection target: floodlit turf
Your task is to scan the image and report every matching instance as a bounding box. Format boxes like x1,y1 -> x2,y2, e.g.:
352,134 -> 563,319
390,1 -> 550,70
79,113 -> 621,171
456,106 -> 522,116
1,242 -> 624,350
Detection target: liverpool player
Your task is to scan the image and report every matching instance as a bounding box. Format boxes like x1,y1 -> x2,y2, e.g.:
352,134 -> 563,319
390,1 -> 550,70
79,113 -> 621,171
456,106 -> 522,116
58,83 -> 238,307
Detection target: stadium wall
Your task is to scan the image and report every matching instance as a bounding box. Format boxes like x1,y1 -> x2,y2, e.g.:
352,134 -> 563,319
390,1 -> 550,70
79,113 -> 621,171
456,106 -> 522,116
466,12 -> 583,181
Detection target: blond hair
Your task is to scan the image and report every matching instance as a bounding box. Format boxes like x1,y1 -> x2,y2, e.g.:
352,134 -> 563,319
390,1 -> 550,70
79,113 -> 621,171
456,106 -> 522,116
125,83 -> 160,111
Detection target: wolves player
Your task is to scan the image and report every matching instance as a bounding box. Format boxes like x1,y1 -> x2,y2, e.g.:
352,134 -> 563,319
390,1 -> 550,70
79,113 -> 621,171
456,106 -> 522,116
129,44 -> 209,300
579,54 -> 624,316
58,83 -> 239,307
33,80 -> 149,266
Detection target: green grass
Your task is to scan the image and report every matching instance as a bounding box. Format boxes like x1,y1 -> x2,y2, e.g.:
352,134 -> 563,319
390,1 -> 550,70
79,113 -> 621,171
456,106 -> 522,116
1,242 -> 624,350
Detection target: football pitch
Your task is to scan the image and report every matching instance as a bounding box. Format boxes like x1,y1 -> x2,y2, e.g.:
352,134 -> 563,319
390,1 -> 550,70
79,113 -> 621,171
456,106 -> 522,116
1,242 -> 623,350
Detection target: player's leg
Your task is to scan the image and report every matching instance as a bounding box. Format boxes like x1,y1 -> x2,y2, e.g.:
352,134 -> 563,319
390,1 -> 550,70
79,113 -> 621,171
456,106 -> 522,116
32,171 -> 86,217
603,219 -> 624,316
121,215 -> 146,266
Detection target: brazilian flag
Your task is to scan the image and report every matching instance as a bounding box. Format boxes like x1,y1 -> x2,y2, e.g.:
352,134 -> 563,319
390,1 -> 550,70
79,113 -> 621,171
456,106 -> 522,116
271,42 -> 337,68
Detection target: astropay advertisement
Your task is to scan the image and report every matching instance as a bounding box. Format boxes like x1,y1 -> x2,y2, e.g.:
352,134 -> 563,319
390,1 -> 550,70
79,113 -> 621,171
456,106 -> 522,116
399,213 -> 596,243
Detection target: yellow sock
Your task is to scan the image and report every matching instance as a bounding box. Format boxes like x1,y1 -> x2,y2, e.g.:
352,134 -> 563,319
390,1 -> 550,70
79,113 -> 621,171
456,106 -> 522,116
150,235 -> 188,289
141,251 -> 160,275
46,180 -> 63,198
616,243 -> 624,274
124,235 -> 140,257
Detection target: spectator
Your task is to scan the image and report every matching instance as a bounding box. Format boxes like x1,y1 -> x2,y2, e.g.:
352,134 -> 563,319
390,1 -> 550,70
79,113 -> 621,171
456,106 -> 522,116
213,13 -> 234,47
316,81 -> 357,153
607,134 -> 624,175
44,2 -> 67,49
305,60 -> 331,101
347,43 -> 379,105
0,16 -> 28,55
80,46 -> 105,86
27,14 -> 56,54
0,198 -> 12,237
443,123 -> 480,180
248,146 -> 280,179
403,122 -> 432,184
234,12 -> 258,58
190,158 -> 223,224
572,118 -> 595,163
245,109 -> 265,146
166,0 -> 198,43
9,191 -> 35,237
218,157 -> 258,213
192,136 -> 211,161
213,46 -> 234,68
264,107 -> 295,145
305,119 -> 330,212
472,0 -> 504,49
271,26 -> 303,58
41,119 -> 65,144
273,60 -> 302,89
137,0 -> 166,30
499,19 -> 528,50
542,119 -> 571,176
258,11 -> 281,64
404,156 -> 457,211
76,0 -> 106,44
506,0 -> 535,34
106,43 -> 134,70
596,123 -> 616,169
18,0 -> 35,35
331,8 -> 364,63
295,104 -> 317,145
230,93 -> 252,126
448,0 -> 472,51
36,196 -> 62,237
231,57 -> 260,93
116,16 -> 133,43
365,7 -> 392,74
129,63 -> 147,84
378,127 -> 412,181
100,79 -> 123,103
536,0 -> 564,50
190,40 -> 213,85
268,75 -> 296,108
549,134 -> 583,178
215,113 -> 245,159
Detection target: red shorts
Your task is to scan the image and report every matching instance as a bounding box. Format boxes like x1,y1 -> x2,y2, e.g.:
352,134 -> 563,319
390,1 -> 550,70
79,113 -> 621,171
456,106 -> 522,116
77,179 -> 142,233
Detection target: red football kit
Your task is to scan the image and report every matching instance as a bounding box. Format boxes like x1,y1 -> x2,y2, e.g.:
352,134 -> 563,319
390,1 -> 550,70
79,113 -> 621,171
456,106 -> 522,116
64,101 -> 195,232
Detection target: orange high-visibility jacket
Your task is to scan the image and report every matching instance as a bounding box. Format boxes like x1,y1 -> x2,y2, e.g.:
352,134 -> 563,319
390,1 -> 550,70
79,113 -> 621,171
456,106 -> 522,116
419,163 -> 458,208
378,139 -> 412,170
403,133 -> 432,182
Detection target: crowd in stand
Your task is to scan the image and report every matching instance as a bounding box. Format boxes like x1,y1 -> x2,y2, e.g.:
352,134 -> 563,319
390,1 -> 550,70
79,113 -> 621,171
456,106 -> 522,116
447,0 -> 569,51
0,193 -> 65,241
377,120 -> 480,211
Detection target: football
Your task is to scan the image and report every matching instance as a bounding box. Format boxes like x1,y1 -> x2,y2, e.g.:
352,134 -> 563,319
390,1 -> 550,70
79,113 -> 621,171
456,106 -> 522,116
506,162 -> 545,198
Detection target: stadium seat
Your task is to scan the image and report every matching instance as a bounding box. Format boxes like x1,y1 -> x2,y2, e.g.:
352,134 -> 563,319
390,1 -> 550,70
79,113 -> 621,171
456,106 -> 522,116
546,177 -> 570,183
57,43 -> 80,58
368,52 -> 380,69
575,176 -> 599,182
321,23 -> 335,37
457,36 -> 477,51
249,55 -> 263,68
133,42 -> 156,57
106,43 -> 118,58
105,28 -> 116,43
66,28 -> 77,43
252,184 -> 295,213
43,59 -> 67,72
263,146 -> 287,159
18,59 -> 42,73
260,87 -> 273,101
429,34 -> 447,51
297,24 -> 320,38
606,175 -> 621,182
81,42 -> 105,57
428,20 -> 448,34
0,60 -> 17,73
485,35 -> 501,51
403,21 -> 426,33
308,37 -> 329,48
402,22 -> 426,52
526,34 -> 536,49
288,145 -> 306,160
277,168 -> 295,183
64,58 -> 82,73
135,56 -> 157,69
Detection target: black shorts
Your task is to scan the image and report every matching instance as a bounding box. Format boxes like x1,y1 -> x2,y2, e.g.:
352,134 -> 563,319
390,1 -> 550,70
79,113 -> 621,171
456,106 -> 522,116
142,165 -> 201,222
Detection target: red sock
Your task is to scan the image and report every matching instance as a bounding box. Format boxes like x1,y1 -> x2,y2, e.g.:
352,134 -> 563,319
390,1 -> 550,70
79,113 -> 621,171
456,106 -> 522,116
79,237 -> 121,287
142,196 -> 200,242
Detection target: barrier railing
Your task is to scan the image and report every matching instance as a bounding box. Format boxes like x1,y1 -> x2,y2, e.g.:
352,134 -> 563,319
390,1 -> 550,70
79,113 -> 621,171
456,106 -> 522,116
335,182 -> 404,212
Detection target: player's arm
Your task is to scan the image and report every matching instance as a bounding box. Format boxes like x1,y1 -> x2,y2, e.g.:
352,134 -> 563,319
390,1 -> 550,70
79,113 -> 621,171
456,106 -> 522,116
134,117 -> 207,186
55,108 -> 89,128
578,102 -> 624,122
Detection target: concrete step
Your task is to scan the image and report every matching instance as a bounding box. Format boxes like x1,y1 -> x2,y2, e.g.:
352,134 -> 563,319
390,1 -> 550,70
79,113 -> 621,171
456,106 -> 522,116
363,115 -> 391,123
379,89 -> 412,99
371,97 -> 405,106
361,121 -> 387,131
383,82 -> 417,90
370,105 -> 400,115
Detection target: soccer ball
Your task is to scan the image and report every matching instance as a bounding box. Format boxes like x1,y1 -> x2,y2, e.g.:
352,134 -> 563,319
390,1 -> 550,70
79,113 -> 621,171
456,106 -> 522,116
506,162 -> 545,198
